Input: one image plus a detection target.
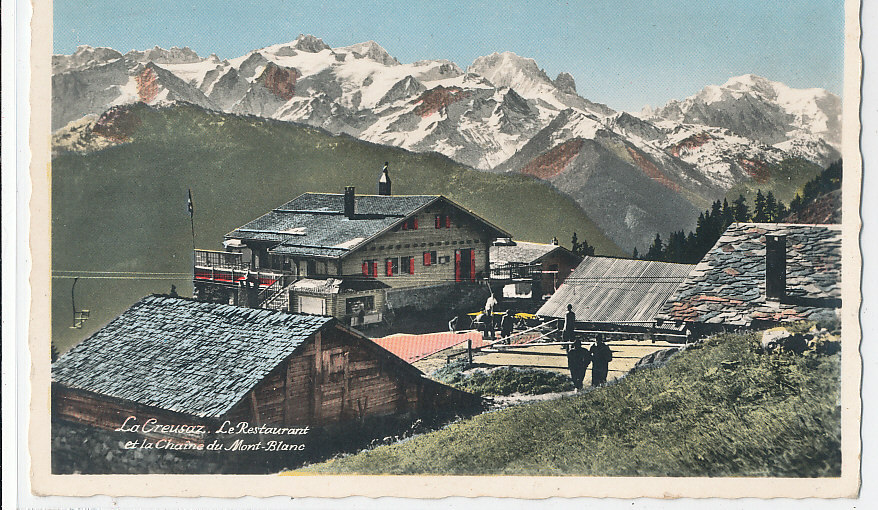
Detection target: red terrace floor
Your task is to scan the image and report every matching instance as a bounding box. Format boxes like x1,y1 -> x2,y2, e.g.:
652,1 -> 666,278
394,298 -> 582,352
371,331 -> 490,364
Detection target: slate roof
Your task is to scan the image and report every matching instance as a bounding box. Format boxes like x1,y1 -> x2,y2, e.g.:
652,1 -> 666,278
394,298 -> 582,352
227,193 -> 438,259
537,256 -> 694,324
490,241 -> 578,266
52,295 -> 333,418
655,223 -> 841,326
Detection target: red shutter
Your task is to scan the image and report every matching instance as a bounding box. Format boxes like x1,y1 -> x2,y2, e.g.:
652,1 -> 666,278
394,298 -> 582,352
413,218 -> 418,230
435,215 -> 441,229
409,257 -> 415,274
371,262 -> 378,276
386,259 -> 393,276
446,215 -> 451,228
470,249 -> 476,281
402,221 -> 408,230
455,250 -> 461,282
423,252 -> 430,266
362,262 -> 368,276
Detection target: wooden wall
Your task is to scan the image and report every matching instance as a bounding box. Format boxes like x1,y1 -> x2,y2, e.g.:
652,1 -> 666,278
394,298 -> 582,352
342,201 -> 494,289
230,324 -> 480,427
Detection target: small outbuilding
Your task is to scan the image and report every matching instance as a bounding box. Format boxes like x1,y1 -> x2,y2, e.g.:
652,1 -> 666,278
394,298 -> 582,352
490,240 -> 582,298
655,223 -> 841,332
52,295 -> 480,442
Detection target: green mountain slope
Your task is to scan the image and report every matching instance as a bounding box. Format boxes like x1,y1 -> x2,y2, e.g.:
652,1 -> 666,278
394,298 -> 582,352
51,103 -> 622,352
300,331 -> 841,476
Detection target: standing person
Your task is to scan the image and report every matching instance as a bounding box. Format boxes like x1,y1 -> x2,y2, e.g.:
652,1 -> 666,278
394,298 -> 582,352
566,339 -> 592,391
562,304 -> 576,349
590,335 -> 613,386
484,294 -> 497,339
500,310 -> 514,340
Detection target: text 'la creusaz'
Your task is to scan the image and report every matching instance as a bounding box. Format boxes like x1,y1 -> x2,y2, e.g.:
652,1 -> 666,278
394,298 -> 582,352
114,416 -> 310,436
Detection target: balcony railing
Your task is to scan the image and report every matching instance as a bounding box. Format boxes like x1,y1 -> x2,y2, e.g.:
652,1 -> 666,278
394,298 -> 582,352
194,249 -> 250,270
490,262 -> 542,280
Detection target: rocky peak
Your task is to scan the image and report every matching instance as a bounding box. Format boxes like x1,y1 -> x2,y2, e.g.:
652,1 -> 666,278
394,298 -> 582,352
294,34 -> 331,53
553,72 -> 577,94
126,46 -> 202,64
52,45 -> 123,73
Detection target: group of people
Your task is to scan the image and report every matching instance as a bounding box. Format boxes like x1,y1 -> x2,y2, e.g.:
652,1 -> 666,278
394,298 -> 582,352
564,303 -> 613,390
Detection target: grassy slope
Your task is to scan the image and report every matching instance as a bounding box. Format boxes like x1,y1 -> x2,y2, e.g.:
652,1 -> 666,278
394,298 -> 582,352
51,104 -> 622,352
725,158 -> 824,206
300,332 -> 840,476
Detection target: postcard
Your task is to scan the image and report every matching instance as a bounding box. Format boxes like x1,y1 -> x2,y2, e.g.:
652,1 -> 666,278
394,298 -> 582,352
28,0 -> 863,500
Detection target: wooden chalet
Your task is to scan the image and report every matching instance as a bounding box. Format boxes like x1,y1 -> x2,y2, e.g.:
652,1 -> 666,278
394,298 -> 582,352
490,240 -> 582,299
194,164 -> 510,325
655,223 -> 841,333
52,295 -> 480,442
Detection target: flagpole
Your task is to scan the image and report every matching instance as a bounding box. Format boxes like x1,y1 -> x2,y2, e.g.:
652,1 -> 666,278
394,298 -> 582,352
188,189 -> 196,297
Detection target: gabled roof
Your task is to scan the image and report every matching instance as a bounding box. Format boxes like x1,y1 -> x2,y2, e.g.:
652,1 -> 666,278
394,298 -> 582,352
226,193 -> 510,259
656,223 -> 841,326
490,241 -> 580,266
537,256 -> 694,324
52,295 -> 333,418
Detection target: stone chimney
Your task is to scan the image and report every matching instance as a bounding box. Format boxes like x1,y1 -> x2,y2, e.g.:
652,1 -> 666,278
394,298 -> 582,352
765,234 -> 786,300
344,186 -> 355,218
378,162 -> 392,196
551,237 -> 559,246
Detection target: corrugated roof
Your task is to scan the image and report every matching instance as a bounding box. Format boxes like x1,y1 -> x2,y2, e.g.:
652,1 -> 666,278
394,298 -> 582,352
537,256 -> 693,323
371,331 -> 489,364
490,241 -> 577,265
291,277 -> 390,294
52,295 -> 332,418
656,223 -> 841,326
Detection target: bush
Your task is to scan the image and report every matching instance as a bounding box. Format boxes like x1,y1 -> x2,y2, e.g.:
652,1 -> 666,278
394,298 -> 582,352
433,362 -> 573,396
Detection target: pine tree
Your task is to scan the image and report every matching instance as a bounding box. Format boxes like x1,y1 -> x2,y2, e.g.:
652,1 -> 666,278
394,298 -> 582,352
732,194 -> 750,222
580,237 -> 595,256
765,191 -> 777,222
632,246 -> 639,259
646,233 -> 664,261
51,342 -> 59,363
571,232 -> 580,255
776,200 -> 788,221
789,193 -> 803,214
753,190 -> 768,222
721,198 -> 734,230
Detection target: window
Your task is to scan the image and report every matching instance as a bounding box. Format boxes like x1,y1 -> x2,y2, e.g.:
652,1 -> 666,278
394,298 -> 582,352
385,257 -> 399,276
346,296 -> 375,314
401,217 -> 418,230
362,260 -> 378,277
423,251 -> 437,266
401,256 -> 415,275
434,214 -> 452,228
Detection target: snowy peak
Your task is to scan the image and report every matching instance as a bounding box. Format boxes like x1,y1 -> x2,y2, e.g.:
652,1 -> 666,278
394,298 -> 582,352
553,72 -> 577,94
338,40 -> 400,66
126,46 -> 202,64
648,74 -> 841,149
53,45 -> 123,73
468,51 -> 554,91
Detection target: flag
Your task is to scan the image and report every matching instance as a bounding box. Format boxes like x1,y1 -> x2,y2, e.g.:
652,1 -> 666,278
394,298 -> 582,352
187,189 -> 194,218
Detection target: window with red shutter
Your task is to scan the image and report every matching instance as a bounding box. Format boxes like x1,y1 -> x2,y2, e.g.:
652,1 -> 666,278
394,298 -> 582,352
423,252 -> 431,266
362,262 -> 368,276
413,218 -> 418,229
435,215 -> 441,229
386,259 -> 393,276
409,256 -> 415,274
470,249 -> 476,281
446,215 -> 451,228
371,262 -> 378,277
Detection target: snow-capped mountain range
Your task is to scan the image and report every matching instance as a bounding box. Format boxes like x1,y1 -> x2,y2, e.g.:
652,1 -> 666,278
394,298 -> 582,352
52,35 -> 842,250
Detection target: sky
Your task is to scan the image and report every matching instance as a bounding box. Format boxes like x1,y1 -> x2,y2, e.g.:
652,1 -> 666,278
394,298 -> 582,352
53,0 -> 845,112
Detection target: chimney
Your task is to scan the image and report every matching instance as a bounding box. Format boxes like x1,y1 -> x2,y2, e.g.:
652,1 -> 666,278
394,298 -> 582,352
765,234 -> 786,300
378,162 -> 392,196
551,237 -> 559,246
344,186 -> 355,219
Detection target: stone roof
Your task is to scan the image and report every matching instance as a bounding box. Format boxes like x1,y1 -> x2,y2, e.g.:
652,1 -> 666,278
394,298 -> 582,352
655,223 -> 841,327
226,193 -> 509,259
52,295 -> 333,418
538,256 -> 693,324
490,241 -> 578,266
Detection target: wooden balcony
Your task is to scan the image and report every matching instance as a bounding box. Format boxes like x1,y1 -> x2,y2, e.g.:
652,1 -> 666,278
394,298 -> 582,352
193,249 -> 287,289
